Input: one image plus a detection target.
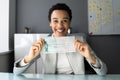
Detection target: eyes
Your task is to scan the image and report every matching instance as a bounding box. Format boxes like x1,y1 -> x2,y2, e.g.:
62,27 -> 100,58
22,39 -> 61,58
52,19 -> 69,24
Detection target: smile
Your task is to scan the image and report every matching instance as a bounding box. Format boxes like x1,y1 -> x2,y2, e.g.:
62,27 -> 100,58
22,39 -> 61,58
57,29 -> 64,32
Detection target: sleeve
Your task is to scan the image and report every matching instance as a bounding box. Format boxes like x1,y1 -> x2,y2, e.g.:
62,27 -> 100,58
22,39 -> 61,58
19,58 -> 28,66
86,54 -> 107,76
13,54 -> 40,75
91,58 -> 101,69
82,37 -> 107,75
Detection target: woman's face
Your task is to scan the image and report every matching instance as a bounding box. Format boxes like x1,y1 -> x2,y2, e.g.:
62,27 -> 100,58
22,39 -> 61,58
50,10 -> 71,37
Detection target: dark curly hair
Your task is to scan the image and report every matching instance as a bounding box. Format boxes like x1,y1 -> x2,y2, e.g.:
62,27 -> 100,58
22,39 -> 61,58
48,3 -> 72,22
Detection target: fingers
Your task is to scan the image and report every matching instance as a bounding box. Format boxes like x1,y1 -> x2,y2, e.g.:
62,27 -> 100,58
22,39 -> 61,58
74,39 -> 86,51
27,38 -> 45,62
32,45 -> 39,53
38,38 -> 45,47
32,38 -> 45,53
75,39 -> 83,47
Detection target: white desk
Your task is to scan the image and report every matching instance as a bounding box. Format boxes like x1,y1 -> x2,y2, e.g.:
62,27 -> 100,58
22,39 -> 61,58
0,73 -> 120,80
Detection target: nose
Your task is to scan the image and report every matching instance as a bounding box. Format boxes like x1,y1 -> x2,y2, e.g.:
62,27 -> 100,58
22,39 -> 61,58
57,21 -> 63,28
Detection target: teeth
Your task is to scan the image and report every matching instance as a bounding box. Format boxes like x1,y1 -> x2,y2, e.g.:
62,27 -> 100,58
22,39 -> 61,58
57,30 -> 63,32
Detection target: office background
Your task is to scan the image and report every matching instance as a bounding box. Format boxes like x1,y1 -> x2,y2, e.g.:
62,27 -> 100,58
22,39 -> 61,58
1,0 -> 120,74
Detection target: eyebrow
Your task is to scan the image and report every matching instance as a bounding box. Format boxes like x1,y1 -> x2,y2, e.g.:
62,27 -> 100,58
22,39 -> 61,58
52,17 -> 69,20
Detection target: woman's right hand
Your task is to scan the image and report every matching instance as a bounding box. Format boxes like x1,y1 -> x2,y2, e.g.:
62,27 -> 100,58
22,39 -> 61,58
24,38 -> 45,63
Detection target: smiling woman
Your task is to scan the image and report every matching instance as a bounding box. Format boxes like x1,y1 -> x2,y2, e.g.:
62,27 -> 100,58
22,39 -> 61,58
50,10 -> 71,37
14,3 -> 107,75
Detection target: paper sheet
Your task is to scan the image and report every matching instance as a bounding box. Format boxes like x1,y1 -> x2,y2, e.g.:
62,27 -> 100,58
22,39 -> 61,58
42,36 -> 76,54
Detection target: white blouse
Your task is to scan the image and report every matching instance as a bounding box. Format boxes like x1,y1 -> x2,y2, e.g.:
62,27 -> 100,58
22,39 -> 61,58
57,53 -> 73,74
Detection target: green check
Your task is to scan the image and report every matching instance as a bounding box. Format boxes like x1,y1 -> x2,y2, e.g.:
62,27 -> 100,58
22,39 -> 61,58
41,36 -> 76,54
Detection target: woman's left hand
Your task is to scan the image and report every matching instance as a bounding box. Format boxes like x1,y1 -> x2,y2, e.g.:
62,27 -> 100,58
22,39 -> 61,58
74,39 -> 96,64
74,39 -> 91,59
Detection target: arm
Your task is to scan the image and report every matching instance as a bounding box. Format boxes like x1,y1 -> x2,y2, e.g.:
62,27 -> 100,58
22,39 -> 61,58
85,50 -> 107,75
74,37 -> 107,75
13,55 -> 40,75
13,38 -> 45,75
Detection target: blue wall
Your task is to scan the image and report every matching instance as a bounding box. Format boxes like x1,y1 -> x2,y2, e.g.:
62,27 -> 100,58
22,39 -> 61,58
16,0 -> 88,33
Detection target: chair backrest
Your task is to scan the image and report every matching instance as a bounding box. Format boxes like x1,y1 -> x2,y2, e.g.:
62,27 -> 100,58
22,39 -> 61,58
14,33 -> 86,73
14,34 -> 49,73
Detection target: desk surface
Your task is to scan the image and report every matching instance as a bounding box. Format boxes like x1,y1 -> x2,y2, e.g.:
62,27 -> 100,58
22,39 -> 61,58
0,73 -> 120,80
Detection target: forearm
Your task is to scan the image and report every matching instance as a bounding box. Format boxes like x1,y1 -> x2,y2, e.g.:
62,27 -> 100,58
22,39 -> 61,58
13,55 -> 40,75
86,55 -> 107,75
86,53 -> 96,65
13,58 -> 30,75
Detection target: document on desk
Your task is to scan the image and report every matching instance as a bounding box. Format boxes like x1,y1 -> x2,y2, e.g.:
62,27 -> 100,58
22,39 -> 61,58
41,36 -> 76,54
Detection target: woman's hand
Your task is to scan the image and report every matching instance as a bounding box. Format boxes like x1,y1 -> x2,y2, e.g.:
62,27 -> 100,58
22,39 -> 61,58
74,39 -> 96,64
24,38 -> 45,63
